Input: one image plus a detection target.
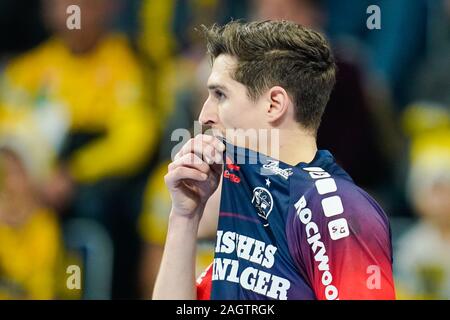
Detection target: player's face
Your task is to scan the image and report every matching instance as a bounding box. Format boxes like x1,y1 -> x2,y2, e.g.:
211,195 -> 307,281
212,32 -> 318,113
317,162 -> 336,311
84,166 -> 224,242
199,54 -> 269,147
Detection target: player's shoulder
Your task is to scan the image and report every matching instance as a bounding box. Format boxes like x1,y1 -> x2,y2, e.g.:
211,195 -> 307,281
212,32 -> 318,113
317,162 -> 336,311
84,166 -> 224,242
290,165 -> 390,244
294,163 -> 388,226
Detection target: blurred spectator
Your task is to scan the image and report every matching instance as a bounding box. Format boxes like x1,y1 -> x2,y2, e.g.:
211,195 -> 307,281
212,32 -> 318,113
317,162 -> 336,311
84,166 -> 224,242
408,0 -> 450,108
0,114 -> 63,299
389,0 -> 450,292
395,106 -> 450,299
0,0 -> 158,298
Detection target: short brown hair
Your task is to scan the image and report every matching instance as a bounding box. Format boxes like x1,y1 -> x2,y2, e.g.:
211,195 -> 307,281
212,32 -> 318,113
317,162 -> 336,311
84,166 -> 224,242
201,20 -> 336,132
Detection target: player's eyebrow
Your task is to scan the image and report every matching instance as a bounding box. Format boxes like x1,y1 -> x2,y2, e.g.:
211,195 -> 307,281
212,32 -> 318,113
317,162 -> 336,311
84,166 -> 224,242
207,84 -> 229,93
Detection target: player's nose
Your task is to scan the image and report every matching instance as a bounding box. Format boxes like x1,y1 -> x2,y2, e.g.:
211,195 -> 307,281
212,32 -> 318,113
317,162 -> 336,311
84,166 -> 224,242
199,98 -> 219,126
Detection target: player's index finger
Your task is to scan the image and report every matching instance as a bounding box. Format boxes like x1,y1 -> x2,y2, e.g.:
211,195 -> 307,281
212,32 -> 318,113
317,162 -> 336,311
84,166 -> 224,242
201,134 -> 225,153
169,152 -> 207,170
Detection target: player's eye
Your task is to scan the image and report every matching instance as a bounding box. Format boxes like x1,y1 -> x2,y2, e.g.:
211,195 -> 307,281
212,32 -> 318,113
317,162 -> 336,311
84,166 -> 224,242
214,89 -> 226,100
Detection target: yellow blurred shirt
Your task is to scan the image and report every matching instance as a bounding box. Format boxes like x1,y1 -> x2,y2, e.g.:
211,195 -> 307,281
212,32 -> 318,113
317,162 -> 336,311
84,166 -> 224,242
1,34 -> 158,183
0,208 -> 62,299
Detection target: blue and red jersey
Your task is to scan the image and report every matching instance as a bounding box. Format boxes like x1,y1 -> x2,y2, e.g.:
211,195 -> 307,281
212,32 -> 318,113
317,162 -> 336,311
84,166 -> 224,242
196,142 -> 395,300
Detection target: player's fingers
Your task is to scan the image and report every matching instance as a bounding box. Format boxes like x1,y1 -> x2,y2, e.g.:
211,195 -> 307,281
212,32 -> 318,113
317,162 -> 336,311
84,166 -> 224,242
174,136 -> 210,162
209,162 -> 224,176
202,136 -> 226,164
175,135 -> 225,163
164,166 -> 207,188
203,143 -> 221,164
202,134 -> 226,156
173,138 -> 199,161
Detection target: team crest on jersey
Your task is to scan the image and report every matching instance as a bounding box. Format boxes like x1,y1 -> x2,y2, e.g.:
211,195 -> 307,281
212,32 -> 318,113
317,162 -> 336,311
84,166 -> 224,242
261,160 -> 293,180
251,187 -> 274,221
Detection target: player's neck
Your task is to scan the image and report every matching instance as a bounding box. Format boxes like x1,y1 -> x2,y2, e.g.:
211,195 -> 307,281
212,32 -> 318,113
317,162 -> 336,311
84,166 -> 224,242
276,127 -> 317,166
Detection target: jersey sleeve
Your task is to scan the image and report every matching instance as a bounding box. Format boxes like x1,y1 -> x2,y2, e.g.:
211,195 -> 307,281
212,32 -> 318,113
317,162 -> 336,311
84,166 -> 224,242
286,178 -> 396,300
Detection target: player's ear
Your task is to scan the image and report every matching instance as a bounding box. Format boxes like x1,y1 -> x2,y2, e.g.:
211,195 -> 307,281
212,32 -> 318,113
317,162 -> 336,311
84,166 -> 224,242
266,86 -> 290,123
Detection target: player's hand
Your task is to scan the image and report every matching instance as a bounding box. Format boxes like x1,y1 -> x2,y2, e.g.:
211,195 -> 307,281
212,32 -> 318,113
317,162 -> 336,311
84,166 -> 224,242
164,134 -> 225,219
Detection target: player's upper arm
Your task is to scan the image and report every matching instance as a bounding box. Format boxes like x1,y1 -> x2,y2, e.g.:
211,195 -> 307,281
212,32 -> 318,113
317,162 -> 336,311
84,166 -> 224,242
286,178 -> 396,300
